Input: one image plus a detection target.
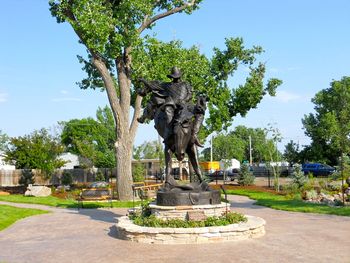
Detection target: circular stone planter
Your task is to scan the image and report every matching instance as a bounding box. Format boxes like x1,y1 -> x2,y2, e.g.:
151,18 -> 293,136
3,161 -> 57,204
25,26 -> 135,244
116,215 -> 266,244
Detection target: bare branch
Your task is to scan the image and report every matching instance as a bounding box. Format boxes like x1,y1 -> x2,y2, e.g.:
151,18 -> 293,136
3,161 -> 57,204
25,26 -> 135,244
138,0 -> 196,34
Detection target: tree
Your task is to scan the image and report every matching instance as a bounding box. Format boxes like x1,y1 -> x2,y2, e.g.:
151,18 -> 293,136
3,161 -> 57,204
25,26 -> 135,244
134,140 -> 163,160
264,123 -> 282,192
50,1 -> 281,200
303,77 -> 350,204
60,106 -> 116,168
18,169 -> 35,188
202,125 -> 276,163
283,140 -> 300,166
302,77 -> 350,165
5,129 -> 65,178
237,163 -> 255,186
0,130 -> 9,153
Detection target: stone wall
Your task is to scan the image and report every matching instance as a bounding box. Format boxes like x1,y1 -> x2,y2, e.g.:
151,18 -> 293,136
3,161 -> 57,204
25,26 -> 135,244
116,215 -> 266,244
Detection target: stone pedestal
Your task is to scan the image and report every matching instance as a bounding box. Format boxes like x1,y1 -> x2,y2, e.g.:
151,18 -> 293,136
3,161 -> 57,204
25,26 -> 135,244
149,202 -> 229,220
156,188 -> 221,206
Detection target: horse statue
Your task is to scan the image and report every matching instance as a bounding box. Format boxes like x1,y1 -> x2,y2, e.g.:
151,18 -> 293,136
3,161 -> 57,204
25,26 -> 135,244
153,96 -> 207,190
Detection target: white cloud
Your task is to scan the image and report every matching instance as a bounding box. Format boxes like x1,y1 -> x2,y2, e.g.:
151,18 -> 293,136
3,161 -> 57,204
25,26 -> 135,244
60,90 -> 69,95
52,97 -> 82,102
0,93 -> 8,103
271,90 -> 301,103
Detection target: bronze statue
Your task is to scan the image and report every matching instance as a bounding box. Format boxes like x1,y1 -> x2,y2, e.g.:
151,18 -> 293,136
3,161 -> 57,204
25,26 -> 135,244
137,67 -> 205,189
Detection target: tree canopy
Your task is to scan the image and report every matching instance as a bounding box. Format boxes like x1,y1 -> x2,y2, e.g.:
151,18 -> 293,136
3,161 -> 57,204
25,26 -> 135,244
0,130 -> 9,153
50,0 -> 282,200
60,106 -> 116,168
5,129 -> 65,178
202,125 -> 279,163
302,76 -> 350,165
133,140 -> 162,160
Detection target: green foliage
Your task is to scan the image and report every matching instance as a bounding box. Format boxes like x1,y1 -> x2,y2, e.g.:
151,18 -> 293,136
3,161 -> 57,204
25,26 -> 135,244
95,171 -> 105,182
133,140 -> 162,160
18,169 -> 35,188
238,164 -> 255,186
283,140 -> 300,165
224,189 -> 350,216
132,162 -> 145,182
302,76 -> 350,165
50,0 -> 281,199
5,129 -> 65,179
60,106 -> 116,168
290,165 -> 307,189
0,205 -> 49,231
0,130 -> 9,152
61,171 -> 73,185
130,211 -> 247,228
202,125 -> 276,162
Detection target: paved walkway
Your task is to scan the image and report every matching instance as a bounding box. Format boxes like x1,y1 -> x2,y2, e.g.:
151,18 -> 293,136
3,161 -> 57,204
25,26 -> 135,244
0,197 -> 350,263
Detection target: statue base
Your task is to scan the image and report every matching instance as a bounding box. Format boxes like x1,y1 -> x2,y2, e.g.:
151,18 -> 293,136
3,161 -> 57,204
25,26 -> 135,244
156,188 -> 221,206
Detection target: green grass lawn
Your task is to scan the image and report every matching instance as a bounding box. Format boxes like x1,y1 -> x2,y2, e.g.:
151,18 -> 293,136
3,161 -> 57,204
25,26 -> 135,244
226,189 -> 350,216
0,204 -> 49,231
0,195 -> 142,209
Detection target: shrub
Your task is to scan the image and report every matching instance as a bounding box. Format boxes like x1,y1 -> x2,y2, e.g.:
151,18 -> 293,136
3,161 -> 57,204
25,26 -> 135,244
95,171 -> 105,182
327,181 -> 342,192
132,163 -> 145,182
129,211 -> 247,228
61,171 -> 73,186
237,164 -> 255,186
19,169 -> 35,187
290,165 -> 307,189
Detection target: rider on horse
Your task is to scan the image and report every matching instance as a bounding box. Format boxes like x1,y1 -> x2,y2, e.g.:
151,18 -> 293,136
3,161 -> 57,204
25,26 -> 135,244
137,67 -> 204,147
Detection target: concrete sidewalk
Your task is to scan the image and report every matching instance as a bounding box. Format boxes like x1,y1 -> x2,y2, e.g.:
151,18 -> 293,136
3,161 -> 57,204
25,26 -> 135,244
0,197 -> 349,263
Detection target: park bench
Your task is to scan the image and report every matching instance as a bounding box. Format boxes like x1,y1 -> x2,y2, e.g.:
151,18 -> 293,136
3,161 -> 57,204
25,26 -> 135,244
132,183 -> 163,199
77,187 -> 113,209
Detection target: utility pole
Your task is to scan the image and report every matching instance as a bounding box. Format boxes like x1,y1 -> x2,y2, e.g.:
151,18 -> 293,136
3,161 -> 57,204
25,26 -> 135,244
249,135 -> 252,165
210,134 -> 213,163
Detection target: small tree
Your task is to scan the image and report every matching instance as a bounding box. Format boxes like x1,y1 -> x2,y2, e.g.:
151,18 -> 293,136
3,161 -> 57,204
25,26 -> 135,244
61,171 -> 73,186
132,162 -> 145,183
0,130 -> 9,153
19,169 -> 35,188
264,123 -> 282,192
5,128 -> 66,179
237,164 -> 255,186
95,171 -> 105,182
290,165 -> 307,189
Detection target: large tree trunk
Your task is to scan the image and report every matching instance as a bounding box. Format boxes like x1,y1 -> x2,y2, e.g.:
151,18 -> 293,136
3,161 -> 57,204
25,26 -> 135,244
93,50 -> 143,200
115,135 -> 134,200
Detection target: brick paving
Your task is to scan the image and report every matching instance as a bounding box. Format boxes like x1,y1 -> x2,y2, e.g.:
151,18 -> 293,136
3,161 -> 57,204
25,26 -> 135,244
0,196 -> 349,263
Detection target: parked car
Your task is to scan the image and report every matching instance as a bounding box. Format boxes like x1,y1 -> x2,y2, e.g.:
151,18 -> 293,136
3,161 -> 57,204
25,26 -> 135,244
207,169 -> 239,181
301,163 -> 335,176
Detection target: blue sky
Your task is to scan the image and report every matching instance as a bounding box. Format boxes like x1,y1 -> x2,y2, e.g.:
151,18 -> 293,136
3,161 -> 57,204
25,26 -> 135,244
1,0 -> 350,151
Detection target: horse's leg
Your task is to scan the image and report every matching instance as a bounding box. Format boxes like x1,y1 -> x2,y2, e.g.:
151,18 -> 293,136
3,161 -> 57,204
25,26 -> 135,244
187,144 -> 203,183
164,145 -> 171,182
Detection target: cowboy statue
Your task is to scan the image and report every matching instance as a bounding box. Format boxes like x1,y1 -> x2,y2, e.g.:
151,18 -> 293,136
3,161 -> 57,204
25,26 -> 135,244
137,66 -> 204,147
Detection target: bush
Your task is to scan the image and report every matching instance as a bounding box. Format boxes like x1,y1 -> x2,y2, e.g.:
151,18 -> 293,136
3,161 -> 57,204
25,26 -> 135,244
61,171 -> 73,186
19,169 -> 35,187
129,211 -> 247,228
237,164 -> 255,186
132,163 -> 145,182
95,171 -> 105,182
290,165 -> 307,189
